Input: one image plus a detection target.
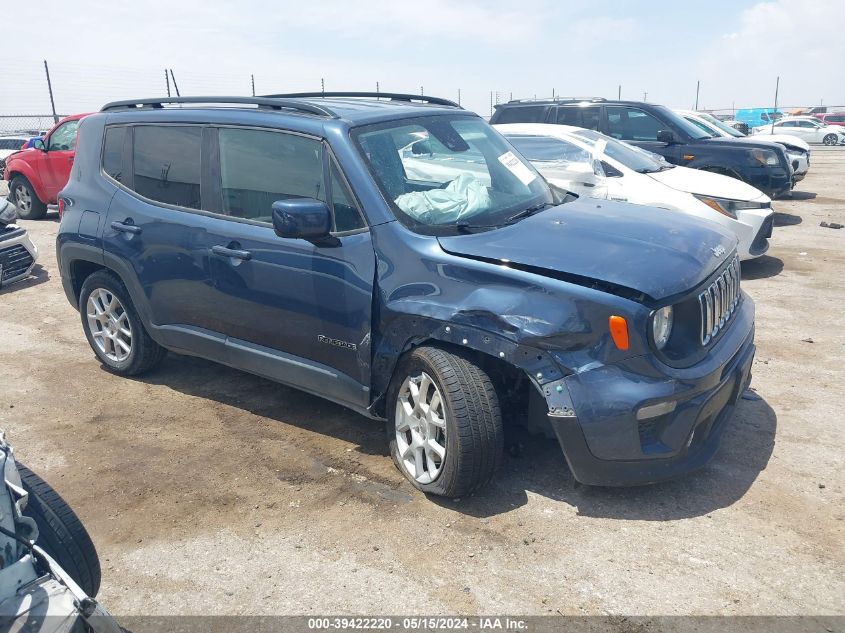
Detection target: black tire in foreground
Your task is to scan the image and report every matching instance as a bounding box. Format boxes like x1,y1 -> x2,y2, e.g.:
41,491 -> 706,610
9,176 -> 47,220
18,464 -> 102,597
388,346 -> 504,498
79,269 -> 166,375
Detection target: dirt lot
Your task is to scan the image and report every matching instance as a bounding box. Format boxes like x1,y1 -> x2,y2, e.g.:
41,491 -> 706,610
1,150 -> 843,617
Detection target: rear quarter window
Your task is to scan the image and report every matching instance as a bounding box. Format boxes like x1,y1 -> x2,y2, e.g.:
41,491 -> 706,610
102,127 -> 127,184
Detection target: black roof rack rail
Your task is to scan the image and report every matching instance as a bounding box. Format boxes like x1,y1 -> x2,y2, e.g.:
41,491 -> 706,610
262,91 -> 463,109
503,96 -> 607,105
100,96 -> 338,118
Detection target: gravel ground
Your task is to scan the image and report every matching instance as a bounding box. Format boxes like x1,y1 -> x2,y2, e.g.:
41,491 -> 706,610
0,150 -> 843,617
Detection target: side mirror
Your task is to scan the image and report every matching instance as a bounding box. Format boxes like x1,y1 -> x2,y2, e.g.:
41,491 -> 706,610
32,138 -> 46,151
271,198 -> 331,239
656,130 -> 675,144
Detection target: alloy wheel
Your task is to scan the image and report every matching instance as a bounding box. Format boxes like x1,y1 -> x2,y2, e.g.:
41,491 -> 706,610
14,184 -> 31,214
395,372 -> 447,484
86,288 -> 132,363
823,134 -> 837,146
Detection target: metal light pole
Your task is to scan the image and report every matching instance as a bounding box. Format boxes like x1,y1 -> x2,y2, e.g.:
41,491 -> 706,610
43,60 -> 58,123
695,80 -> 700,110
165,69 -> 171,97
169,69 -> 180,97
771,76 -> 779,134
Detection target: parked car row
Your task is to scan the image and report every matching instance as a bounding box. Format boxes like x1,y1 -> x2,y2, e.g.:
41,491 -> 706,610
751,116 -> 845,145
495,123 -> 773,260
490,97 -> 796,199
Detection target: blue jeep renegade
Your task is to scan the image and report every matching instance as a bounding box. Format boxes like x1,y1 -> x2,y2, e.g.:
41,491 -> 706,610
56,93 -> 756,497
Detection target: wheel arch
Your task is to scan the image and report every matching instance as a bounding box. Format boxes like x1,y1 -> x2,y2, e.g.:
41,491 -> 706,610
369,316 -> 567,426
6,164 -> 48,204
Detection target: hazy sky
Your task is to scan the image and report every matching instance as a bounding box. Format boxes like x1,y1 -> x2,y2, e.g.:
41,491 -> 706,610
3,0 -> 843,117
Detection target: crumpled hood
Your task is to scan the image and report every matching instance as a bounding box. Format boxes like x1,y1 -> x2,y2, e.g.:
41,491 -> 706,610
437,199 -> 737,302
648,165 -> 767,201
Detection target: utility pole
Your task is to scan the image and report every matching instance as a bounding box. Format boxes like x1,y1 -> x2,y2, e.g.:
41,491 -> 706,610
376,81 -> 380,94
165,69 -> 171,97
321,78 -> 325,94
695,80 -> 700,110
251,74 -> 255,97
490,91 -> 493,117
618,85 -> 621,99
771,76 -> 779,134
457,88 -> 461,105
169,69 -> 180,96
43,60 -> 58,123
421,86 -> 424,96
643,91 -> 648,102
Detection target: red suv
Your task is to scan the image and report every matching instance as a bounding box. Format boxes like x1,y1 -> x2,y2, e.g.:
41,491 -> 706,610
3,113 -> 90,219
813,112 -> 845,127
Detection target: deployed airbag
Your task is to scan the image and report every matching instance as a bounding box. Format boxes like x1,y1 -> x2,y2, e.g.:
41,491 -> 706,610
394,174 -> 490,224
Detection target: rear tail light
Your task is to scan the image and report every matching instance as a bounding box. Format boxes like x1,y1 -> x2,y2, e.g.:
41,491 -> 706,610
58,197 -> 65,219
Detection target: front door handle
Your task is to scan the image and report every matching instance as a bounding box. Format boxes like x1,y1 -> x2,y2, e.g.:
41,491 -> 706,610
111,220 -> 142,234
212,244 -> 252,261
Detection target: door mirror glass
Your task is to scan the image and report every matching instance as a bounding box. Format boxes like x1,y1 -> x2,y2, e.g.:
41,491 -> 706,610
656,130 -> 675,144
272,198 -> 331,239
32,138 -> 46,151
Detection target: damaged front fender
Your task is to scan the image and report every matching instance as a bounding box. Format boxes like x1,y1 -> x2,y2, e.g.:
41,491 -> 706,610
368,222 -> 650,417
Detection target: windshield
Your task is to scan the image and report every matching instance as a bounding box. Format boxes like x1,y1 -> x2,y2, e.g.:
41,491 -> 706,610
353,115 -> 553,234
570,128 -> 671,173
692,112 -> 744,137
652,105 -> 713,139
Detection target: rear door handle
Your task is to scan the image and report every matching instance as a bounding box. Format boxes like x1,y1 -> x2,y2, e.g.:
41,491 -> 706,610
111,220 -> 142,234
212,245 -> 252,261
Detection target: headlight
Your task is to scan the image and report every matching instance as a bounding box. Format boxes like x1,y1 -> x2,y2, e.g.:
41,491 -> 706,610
693,194 -> 770,219
749,148 -> 780,166
651,306 -> 674,350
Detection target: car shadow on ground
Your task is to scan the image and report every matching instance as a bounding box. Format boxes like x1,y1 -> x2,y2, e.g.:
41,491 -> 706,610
0,264 -> 49,295
788,191 -> 816,201
131,354 -> 776,522
773,211 -> 803,226
436,394 -> 777,521
741,255 -> 784,280
129,354 -> 389,456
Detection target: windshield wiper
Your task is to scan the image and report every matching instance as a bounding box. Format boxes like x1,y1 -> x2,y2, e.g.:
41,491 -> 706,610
506,202 -> 556,224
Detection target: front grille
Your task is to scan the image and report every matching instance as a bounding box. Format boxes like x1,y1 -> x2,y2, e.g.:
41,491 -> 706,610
0,244 -> 34,282
698,256 -> 741,346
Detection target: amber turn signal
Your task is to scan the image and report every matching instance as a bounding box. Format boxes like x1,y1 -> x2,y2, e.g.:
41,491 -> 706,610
609,315 -> 629,351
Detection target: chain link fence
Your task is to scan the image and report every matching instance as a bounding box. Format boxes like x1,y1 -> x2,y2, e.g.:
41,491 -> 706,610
0,115 -> 63,136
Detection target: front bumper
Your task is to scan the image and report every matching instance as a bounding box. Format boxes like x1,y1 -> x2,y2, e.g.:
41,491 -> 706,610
0,225 -> 38,287
548,295 -> 755,486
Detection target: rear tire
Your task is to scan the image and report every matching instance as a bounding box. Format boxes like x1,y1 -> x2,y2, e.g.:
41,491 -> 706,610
823,133 -> 838,146
10,176 -> 47,220
18,464 -> 102,597
79,270 -> 166,375
388,346 -> 503,498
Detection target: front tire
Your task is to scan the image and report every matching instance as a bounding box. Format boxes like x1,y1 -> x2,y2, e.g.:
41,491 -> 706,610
10,176 -> 47,220
823,133 -> 838,146
388,346 -> 503,498
18,464 -> 102,597
79,270 -> 166,375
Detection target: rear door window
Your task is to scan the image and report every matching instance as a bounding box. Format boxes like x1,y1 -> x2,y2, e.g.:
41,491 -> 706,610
132,126 -> 202,209
553,106 -> 600,130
